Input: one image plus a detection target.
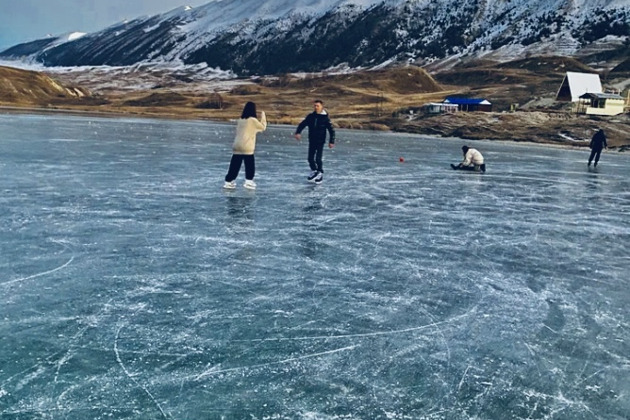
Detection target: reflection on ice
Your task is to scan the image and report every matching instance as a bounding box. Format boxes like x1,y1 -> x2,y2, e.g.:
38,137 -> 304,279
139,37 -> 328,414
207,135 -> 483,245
0,114 -> 629,419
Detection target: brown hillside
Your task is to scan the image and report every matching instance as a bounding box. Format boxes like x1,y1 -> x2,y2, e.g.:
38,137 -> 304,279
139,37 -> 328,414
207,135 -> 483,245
611,57 -> 630,75
495,56 -> 595,75
237,66 -> 445,125
1,58 -> 627,147
580,43 -> 630,68
432,57 -> 602,111
386,111 -> 630,148
122,92 -> 190,107
0,66 -> 90,106
281,66 -> 442,95
436,56 -> 595,88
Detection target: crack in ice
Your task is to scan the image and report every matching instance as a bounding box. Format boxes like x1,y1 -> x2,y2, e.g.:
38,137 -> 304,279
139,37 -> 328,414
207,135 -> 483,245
114,325 -> 170,419
234,310 -> 474,343
1,240 -> 74,287
194,344 -> 360,381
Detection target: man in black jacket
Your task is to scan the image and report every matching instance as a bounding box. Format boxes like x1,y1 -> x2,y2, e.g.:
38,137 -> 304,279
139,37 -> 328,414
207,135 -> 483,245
588,128 -> 607,168
294,100 -> 336,184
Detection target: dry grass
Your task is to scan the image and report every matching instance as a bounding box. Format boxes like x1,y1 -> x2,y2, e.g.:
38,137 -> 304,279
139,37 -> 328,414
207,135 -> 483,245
1,61 -> 629,147
386,110 -> 630,148
0,66 -> 88,106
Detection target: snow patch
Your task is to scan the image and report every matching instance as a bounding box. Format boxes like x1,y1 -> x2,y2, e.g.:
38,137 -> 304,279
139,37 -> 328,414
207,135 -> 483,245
67,32 -> 86,41
2,0 -> 629,74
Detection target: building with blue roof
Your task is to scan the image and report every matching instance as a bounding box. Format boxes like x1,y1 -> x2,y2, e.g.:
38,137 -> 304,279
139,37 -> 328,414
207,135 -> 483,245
443,97 -> 492,112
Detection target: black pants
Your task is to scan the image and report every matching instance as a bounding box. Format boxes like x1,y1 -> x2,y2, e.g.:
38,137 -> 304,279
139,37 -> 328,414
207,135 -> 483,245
308,141 -> 325,173
588,149 -> 602,166
452,163 -> 486,172
225,154 -> 255,182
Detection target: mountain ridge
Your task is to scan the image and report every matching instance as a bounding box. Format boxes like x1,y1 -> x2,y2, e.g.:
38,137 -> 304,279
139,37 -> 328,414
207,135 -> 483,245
1,0 -> 629,75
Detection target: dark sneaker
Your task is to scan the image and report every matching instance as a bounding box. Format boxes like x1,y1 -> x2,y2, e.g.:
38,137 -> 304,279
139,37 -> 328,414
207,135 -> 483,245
307,170 -> 318,182
314,173 -> 323,184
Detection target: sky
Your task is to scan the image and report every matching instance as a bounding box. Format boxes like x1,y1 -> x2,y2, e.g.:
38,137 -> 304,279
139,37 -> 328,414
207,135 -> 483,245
0,0 -> 212,51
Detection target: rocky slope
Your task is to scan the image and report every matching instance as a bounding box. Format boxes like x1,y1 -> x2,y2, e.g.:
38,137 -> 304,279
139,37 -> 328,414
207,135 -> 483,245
1,0 -> 628,75
386,111 -> 630,149
0,66 -> 91,106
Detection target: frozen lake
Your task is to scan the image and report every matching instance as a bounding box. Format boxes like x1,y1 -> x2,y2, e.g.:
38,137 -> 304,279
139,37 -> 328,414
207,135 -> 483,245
0,113 -> 629,419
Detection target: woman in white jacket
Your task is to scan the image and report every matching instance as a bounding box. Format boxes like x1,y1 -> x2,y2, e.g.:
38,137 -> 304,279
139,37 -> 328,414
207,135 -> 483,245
223,102 -> 267,190
451,145 -> 486,173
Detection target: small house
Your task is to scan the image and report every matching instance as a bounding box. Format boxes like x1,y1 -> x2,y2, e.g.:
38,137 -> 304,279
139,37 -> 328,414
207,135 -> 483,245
576,92 -> 625,116
556,72 -> 602,102
443,97 -> 492,112
424,102 -> 459,114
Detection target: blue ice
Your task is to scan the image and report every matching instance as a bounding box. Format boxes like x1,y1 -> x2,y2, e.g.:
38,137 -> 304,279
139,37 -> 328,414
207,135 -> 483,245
0,113 -> 629,419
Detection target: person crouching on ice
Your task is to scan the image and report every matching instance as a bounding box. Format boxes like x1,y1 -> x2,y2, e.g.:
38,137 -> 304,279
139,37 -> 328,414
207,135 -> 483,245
451,145 -> 486,172
223,101 -> 267,190
294,99 -> 336,185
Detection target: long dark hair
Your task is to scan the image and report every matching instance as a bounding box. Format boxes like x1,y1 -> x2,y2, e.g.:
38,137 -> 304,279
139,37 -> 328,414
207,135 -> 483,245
241,101 -> 257,119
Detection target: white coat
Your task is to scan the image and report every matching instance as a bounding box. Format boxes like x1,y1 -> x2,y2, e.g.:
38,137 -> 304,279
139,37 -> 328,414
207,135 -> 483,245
462,148 -> 484,166
232,112 -> 267,155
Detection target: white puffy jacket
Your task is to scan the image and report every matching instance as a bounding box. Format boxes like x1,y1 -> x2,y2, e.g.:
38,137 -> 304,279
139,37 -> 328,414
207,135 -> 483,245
462,148 -> 484,166
232,112 -> 267,155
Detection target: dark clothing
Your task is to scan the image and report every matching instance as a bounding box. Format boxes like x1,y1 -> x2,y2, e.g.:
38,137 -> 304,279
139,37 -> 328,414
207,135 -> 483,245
308,140 -> 325,173
588,149 -> 603,166
588,130 -> 607,166
589,130 -> 607,151
225,154 -> 255,182
451,163 -> 486,172
296,111 -> 335,174
296,112 -> 335,145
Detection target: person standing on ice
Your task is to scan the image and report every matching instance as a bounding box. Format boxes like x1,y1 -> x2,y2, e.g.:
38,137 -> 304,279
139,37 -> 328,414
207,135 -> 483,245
223,101 -> 267,190
451,145 -> 486,172
294,99 -> 336,184
588,128 -> 607,168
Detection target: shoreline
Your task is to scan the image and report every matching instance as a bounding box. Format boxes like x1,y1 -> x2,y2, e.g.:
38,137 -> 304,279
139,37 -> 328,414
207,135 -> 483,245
0,105 -> 215,121
2,63 -> 628,150
1,104 -> 628,152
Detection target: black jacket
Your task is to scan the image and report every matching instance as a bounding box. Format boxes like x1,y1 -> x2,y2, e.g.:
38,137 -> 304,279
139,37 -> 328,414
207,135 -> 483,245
295,111 -> 335,144
590,130 -> 607,151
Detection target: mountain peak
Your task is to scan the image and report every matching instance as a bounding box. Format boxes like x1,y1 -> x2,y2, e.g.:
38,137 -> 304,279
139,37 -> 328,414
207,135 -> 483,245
1,0 -> 628,75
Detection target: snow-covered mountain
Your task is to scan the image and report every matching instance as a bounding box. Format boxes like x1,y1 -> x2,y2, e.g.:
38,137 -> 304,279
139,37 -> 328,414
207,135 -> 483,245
1,0 -> 629,75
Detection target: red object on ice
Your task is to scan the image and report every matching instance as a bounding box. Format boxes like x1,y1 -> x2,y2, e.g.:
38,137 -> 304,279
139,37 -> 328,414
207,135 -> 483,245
399,157 -> 405,162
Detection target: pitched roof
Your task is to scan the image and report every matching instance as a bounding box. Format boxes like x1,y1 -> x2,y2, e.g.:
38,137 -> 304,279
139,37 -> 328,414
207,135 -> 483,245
444,97 -> 491,105
556,72 -> 602,102
426,102 -> 459,107
579,92 -> 623,100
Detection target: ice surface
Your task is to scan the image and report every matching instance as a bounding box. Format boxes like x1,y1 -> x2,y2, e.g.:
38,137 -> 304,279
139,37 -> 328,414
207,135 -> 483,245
0,113 -> 629,419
